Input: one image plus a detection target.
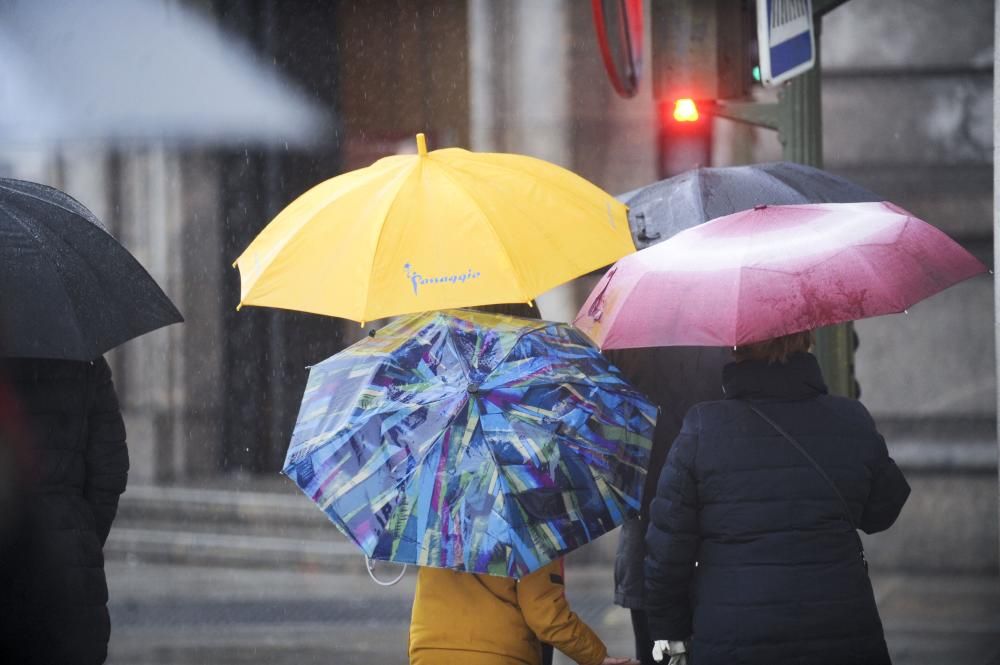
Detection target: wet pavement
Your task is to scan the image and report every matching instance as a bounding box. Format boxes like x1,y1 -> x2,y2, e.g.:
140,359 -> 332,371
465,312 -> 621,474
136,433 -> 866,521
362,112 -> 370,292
106,559 -> 1000,665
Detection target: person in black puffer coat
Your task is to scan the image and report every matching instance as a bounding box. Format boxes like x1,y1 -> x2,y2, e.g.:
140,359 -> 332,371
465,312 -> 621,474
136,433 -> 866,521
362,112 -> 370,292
607,346 -> 729,665
0,357 -> 128,665
644,331 -> 910,665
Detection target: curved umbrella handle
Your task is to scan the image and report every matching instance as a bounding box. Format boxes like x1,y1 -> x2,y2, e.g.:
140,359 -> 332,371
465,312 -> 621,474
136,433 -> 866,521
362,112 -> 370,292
587,267 -> 618,321
365,556 -> 408,586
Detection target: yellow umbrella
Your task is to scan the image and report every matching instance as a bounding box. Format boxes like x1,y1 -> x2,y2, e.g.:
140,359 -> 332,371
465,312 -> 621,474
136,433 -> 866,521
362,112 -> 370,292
235,134 -> 634,323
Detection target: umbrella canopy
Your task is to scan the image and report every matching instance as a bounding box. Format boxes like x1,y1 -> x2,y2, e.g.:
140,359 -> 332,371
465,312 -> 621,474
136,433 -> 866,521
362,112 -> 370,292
575,201 -> 988,349
283,309 -> 656,578
620,162 -> 882,249
235,134 -> 635,323
0,178 -> 183,360
0,0 -> 327,146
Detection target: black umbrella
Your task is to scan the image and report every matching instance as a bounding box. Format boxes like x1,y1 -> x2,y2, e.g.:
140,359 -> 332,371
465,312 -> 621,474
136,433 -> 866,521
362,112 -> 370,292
0,178 -> 183,360
620,162 -> 883,249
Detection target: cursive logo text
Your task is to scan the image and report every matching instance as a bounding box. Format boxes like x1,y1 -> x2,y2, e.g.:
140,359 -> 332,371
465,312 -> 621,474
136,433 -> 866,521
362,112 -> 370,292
404,263 -> 481,295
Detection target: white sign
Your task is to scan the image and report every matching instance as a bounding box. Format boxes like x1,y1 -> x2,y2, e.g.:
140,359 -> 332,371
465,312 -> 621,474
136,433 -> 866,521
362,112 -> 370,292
757,0 -> 816,87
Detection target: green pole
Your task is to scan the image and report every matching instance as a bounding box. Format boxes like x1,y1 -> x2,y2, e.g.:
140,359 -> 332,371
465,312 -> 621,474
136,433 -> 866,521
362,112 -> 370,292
708,0 -> 856,398
776,14 -> 856,399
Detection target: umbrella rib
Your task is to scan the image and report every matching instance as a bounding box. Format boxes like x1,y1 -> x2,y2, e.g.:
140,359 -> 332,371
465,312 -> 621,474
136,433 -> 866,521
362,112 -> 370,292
449,152 -> 614,220
425,160 -> 533,302
693,168 -> 709,222
474,322 -> 553,389
239,160 -> 412,313
0,180 -> 109,232
331,392 -> 468,455
360,162 -> 422,322
596,269 -> 651,350
474,407 -> 547,560
401,399 -> 519,568
731,213 -> 762,345
444,154 -> 632,278
403,399 -> 475,486
0,200 -> 92,357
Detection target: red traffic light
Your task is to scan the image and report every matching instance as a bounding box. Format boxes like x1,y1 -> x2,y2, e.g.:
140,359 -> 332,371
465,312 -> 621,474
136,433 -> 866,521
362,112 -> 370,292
672,98 -> 700,122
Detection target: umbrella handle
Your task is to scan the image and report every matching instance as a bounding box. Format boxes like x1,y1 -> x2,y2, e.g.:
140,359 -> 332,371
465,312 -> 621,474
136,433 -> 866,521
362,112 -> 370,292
365,556 -> 407,586
587,267 -> 617,321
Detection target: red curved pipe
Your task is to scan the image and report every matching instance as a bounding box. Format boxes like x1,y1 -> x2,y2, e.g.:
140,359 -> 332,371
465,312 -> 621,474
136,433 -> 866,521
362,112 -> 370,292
591,0 -> 643,98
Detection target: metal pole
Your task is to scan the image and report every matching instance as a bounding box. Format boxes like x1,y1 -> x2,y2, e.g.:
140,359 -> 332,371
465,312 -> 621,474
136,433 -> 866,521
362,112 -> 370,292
777,15 -> 856,398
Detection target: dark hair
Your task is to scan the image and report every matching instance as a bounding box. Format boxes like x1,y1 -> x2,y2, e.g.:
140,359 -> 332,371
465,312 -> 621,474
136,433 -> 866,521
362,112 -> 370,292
733,330 -> 813,364
468,302 -> 541,319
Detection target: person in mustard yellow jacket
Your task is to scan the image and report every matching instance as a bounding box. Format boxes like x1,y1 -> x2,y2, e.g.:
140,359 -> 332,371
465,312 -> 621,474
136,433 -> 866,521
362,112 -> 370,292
409,558 -> 637,665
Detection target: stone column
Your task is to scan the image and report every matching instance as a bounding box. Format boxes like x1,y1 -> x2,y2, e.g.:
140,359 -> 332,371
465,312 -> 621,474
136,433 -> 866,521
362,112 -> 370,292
468,0 -> 570,164
116,144 -> 186,483
994,0 -> 1000,568
468,0 -> 590,322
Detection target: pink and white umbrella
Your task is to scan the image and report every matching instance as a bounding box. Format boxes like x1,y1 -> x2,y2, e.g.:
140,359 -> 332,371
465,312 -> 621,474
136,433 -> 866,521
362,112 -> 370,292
574,201 -> 988,349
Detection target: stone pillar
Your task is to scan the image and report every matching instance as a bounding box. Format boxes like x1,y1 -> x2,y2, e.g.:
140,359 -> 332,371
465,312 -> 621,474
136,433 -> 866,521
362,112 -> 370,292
468,0 -> 571,165
177,153 -> 224,480
467,0 -> 504,153
994,0 -> 1000,568
116,144 -> 186,483
469,0 -> 602,322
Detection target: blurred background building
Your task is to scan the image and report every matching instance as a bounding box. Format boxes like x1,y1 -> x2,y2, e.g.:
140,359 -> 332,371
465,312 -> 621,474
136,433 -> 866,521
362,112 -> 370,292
0,0 -> 995,634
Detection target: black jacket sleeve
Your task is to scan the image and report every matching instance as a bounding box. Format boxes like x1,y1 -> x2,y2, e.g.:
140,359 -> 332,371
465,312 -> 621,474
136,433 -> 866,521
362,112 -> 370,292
84,358 -> 129,545
860,434 -> 910,534
644,406 -> 701,641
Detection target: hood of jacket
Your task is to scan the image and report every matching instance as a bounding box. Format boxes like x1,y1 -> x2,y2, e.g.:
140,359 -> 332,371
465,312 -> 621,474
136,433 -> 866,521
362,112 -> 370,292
721,351 -> 828,401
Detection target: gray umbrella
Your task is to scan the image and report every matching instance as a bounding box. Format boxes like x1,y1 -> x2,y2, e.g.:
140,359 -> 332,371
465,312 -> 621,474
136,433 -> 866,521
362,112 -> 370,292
0,178 -> 183,361
621,162 -> 883,249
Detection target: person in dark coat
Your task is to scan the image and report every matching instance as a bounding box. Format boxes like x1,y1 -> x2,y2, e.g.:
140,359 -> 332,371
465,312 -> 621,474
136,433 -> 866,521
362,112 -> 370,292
606,346 -> 729,665
0,357 -> 128,665
644,331 -> 910,665
0,374 -> 35,663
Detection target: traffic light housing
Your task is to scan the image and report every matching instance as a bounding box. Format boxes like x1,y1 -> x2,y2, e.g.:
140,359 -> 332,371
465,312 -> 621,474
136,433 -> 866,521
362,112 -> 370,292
651,0 -> 754,178
657,98 -> 711,177
650,0 -> 754,103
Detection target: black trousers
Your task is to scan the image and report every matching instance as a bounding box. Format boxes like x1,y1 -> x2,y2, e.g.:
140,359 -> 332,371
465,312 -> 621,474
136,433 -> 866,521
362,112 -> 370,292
631,609 -> 658,665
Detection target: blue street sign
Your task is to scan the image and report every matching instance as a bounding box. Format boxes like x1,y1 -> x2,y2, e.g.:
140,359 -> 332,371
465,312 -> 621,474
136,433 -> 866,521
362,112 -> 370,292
757,0 -> 816,87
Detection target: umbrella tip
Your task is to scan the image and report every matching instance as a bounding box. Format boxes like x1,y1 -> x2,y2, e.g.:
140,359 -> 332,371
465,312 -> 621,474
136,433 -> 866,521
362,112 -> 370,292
416,133 -> 428,156
236,302 -> 243,312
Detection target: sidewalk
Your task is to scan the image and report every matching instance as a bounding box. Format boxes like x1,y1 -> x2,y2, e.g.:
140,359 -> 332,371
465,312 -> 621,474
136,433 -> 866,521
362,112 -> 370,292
105,558 -> 1000,665
106,483 -> 1000,664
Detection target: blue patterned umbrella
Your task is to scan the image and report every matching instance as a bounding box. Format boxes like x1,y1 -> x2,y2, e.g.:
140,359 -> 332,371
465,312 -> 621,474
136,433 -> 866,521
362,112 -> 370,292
284,309 -> 656,578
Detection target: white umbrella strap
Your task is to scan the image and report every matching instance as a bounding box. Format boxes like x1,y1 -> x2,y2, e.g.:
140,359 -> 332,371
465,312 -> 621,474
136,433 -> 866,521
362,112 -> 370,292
365,556 -> 407,586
